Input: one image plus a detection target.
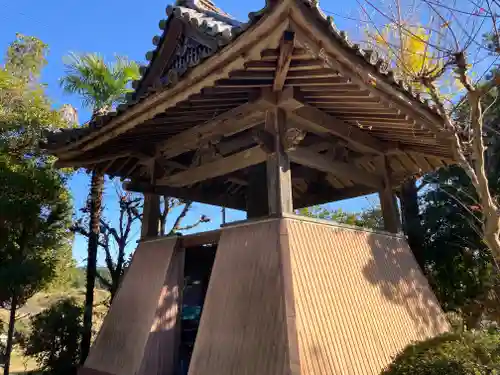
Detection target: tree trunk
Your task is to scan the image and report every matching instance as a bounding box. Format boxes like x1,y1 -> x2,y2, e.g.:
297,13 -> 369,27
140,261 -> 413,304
3,293 -> 18,375
467,91 -> 500,268
81,169 -> 104,364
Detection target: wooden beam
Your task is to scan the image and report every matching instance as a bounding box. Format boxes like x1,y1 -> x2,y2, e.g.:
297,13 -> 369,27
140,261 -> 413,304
156,92 -> 274,160
377,156 -> 402,233
288,147 -> 382,188
158,146 -> 268,187
296,184 -> 377,209
283,93 -> 387,154
180,230 -> 221,248
55,151 -> 138,168
266,108 -> 294,215
125,182 -> 245,210
154,148 -> 250,187
273,31 -> 295,91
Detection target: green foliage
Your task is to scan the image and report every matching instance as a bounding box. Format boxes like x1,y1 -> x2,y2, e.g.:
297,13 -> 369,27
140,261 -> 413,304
0,153 -> 73,308
45,242 -> 82,292
0,152 -> 73,373
418,166 -> 500,326
22,298 -> 83,375
297,206 -> 384,230
380,330 -> 500,375
60,53 -> 140,113
4,34 -> 47,82
0,34 -> 65,156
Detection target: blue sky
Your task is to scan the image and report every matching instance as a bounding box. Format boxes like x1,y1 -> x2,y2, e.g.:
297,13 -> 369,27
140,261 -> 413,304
1,0 -> 378,264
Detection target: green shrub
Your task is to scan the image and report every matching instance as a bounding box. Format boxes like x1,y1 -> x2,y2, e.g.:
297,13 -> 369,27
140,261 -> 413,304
381,331 -> 500,375
22,298 -> 83,375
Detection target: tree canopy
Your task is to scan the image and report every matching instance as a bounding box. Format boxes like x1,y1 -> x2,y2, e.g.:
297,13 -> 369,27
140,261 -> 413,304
0,34 -> 65,156
60,53 -> 140,114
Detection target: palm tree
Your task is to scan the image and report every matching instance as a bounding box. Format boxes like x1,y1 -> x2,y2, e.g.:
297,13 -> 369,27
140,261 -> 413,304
60,53 -> 140,363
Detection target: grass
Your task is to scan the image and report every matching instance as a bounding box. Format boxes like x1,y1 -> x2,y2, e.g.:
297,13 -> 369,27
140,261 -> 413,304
9,349 -> 38,374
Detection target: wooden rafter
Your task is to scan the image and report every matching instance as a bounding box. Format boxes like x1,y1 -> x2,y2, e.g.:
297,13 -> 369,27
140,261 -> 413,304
279,89 -> 387,154
55,151 -> 139,168
273,31 -> 295,92
288,147 -> 382,188
156,91 -> 276,160
289,10 -> 451,141
158,146 -> 268,187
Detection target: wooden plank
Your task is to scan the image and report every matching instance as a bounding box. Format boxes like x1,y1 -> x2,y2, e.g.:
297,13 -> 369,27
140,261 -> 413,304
156,96 -> 270,160
296,184 -> 377,208
273,31 -> 295,91
229,70 -> 276,79
306,96 -> 377,104
287,69 -> 339,79
215,79 -> 273,88
158,146 -> 268,187
302,89 -> 371,96
334,115 -> 410,122
56,152 -> 135,168
300,85 -> 362,92
284,77 -> 349,86
266,109 -> 293,215
189,93 -> 250,102
245,59 -> 323,71
288,147 -> 382,188
180,230 -> 221,248
284,95 -> 387,153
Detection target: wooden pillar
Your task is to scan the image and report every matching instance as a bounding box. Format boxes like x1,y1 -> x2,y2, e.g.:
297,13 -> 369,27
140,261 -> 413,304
246,164 -> 269,219
141,194 -> 161,238
378,156 -> 401,233
266,108 -> 293,216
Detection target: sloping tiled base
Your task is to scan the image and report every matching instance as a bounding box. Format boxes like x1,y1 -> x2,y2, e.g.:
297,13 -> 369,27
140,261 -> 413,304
80,216 -> 449,375
188,217 -> 449,375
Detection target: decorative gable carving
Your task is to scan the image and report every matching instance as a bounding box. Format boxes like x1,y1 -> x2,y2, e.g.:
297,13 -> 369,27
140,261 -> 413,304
162,34 -> 216,84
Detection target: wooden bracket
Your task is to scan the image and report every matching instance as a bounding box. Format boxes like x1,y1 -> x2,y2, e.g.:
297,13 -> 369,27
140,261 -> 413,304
273,30 -> 295,92
281,127 -> 306,150
252,129 -> 276,154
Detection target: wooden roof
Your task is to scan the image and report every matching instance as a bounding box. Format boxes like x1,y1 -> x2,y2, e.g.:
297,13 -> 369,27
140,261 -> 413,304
45,0 -> 456,210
